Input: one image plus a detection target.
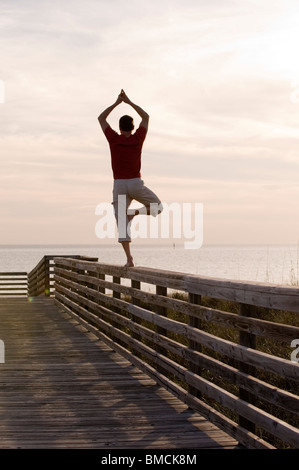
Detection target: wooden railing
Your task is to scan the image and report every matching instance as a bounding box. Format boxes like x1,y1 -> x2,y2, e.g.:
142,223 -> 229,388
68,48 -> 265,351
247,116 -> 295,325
0,271 -> 28,297
28,255 -> 98,297
53,257 -> 299,450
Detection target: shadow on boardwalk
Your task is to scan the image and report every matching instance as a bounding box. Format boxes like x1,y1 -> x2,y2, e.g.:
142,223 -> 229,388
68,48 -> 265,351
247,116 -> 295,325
0,298 -> 241,449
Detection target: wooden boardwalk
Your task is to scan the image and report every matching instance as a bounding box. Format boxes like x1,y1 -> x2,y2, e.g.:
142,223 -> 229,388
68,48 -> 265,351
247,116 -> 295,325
0,297 -> 241,449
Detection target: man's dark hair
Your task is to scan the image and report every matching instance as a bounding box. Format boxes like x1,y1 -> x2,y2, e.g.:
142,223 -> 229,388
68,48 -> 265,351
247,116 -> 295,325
119,115 -> 134,132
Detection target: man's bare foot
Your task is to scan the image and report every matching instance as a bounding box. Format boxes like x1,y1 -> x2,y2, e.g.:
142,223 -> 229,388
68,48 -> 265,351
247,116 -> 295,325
124,256 -> 134,267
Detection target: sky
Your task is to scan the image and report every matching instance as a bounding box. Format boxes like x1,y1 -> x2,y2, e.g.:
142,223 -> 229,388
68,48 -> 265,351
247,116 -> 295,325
1,0 -> 299,246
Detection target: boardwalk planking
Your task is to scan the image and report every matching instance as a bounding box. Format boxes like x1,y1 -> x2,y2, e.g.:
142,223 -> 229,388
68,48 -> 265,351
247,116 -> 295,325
0,298 -> 241,449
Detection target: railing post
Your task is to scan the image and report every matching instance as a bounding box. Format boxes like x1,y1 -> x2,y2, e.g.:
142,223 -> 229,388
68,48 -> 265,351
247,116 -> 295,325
98,273 -> 105,294
156,285 -> 168,367
49,259 -> 299,449
131,280 -> 141,307
76,263 -> 87,310
75,258 -> 98,306
96,272 -> 105,320
113,277 -> 121,300
131,280 -> 142,349
238,303 -> 257,433
188,292 -> 202,398
28,272 -> 36,298
44,257 -> 50,296
113,276 -> 121,315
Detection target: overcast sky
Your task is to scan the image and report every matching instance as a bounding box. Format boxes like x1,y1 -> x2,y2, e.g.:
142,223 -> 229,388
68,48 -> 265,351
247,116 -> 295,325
1,0 -> 299,245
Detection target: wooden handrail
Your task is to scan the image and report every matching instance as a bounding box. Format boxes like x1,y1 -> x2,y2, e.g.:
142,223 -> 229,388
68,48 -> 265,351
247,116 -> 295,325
5,253 -> 296,446
53,257 -> 299,450
28,255 -> 98,297
0,272 -> 28,297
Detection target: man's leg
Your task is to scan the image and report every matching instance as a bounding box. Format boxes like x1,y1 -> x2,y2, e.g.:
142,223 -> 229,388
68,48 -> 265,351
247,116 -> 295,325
128,178 -> 163,217
113,180 -> 135,266
120,241 -> 134,267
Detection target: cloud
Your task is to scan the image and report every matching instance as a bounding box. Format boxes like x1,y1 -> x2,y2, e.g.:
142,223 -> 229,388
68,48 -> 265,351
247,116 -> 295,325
1,0 -> 299,244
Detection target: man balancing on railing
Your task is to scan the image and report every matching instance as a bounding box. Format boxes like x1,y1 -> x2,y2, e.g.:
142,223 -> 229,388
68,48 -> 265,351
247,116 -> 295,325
98,89 -> 163,267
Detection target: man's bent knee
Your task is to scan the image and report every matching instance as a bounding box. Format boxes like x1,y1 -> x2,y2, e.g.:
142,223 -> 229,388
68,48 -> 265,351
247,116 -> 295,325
150,202 -> 163,217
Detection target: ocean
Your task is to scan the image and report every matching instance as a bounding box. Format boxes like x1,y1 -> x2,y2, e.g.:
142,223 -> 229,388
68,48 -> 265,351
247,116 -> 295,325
0,244 -> 298,286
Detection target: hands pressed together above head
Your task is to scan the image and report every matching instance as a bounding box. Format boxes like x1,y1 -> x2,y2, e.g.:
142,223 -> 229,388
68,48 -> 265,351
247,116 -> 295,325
117,89 -> 130,105
98,89 -> 149,132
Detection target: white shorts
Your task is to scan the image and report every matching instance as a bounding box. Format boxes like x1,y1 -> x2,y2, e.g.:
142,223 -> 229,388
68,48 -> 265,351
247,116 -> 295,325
112,178 -> 163,242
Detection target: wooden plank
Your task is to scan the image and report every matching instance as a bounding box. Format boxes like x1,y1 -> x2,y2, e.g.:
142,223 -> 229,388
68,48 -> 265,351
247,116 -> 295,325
56,290 -> 298,414
0,295 -> 27,298
54,277 -> 299,381
0,298 -> 240,449
155,285 -> 168,361
0,272 -> 27,276
54,297 -> 271,449
185,275 -> 299,312
54,258 -> 186,290
188,293 -> 202,397
54,257 -> 299,312
0,287 -> 27,291
54,267 -> 299,343
54,291 -> 299,448
14,255 -> 297,449
0,279 -> 27,286
54,273 -> 299,448
239,304 -> 257,432
131,279 -> 142,348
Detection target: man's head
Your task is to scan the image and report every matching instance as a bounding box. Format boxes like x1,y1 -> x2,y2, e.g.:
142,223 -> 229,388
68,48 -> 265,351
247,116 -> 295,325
119,115 -> 134,132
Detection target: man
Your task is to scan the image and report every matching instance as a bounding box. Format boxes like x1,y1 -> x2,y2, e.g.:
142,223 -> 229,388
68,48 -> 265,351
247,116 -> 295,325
98,90 -> 162,267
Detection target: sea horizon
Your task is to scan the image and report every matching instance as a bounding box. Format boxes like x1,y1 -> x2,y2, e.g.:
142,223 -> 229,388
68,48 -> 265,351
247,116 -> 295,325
1,243 -> 298,286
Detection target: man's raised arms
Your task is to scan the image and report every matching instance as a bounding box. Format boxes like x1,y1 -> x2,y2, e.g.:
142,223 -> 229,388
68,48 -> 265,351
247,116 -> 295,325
97,90 -> 149,132
120,90 -> 150,130
97,92 -> 123,132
